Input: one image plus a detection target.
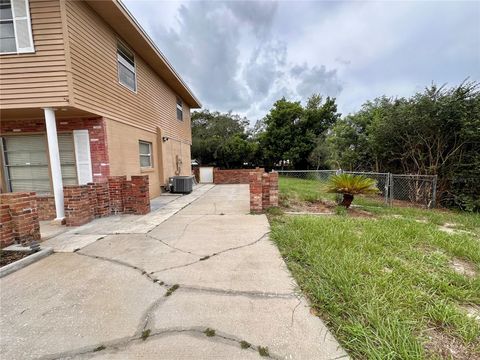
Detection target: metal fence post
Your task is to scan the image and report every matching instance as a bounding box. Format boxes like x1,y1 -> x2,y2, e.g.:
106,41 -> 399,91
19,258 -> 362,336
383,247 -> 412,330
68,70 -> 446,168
431,175 -> 438,208
389,173 -> 394,206
384,173 -> 389,205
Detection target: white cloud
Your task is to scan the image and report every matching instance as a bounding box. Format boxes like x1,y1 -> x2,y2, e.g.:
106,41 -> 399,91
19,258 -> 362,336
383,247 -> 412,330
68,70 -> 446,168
123,0 -> 480,122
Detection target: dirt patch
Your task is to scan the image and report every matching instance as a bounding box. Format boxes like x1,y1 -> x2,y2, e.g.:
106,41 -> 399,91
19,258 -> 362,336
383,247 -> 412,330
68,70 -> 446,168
424,328 -> 479,360
449,258 -> 477,277
0,250 -> 31,267
283,199 -> 375,218
438,223 -> 475,236
286,199 -> 335,213
347,208 -> 376,218
459,304 -> 480,323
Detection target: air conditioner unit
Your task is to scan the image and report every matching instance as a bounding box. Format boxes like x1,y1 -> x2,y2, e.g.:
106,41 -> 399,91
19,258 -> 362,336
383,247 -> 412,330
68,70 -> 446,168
169,176 -> 194,194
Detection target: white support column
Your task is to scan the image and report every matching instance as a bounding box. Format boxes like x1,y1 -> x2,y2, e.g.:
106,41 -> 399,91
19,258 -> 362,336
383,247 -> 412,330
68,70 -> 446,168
43,108 -> 65,220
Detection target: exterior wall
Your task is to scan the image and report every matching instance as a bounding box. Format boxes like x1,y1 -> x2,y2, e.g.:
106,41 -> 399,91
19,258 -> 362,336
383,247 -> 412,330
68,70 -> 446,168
0,117 -> 110,185
160,137 -> 192,185
0,0 -> 70,109
105,119 -> 161,198
64,0 -> 192,143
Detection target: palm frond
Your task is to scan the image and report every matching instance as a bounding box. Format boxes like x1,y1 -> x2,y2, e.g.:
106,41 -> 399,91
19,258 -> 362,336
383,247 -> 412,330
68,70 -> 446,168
325,174 -> 379,195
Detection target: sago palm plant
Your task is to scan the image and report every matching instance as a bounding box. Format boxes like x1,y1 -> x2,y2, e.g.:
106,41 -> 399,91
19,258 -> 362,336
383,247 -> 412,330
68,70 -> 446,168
325,174 -> 379,208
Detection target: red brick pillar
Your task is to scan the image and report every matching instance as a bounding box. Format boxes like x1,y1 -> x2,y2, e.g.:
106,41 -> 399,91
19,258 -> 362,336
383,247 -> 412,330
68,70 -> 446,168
124,176 -> 150,215
108,176 -> 126,214
93,182 -> 110,217
249,172 -> 263,213
0,192 -> 40,245
0,204 -> 14,248
262,173 -> 270,209
64,186 -> 94,226
269,172 -> 279,207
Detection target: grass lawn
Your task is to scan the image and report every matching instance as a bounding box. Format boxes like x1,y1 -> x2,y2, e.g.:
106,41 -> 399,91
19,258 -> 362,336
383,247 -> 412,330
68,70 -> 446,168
269,177 -> 480,359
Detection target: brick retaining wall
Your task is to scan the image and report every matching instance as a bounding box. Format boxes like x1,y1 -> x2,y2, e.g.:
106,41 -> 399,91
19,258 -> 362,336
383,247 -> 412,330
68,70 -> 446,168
0,192 -> 40,247
214,168 -> 264,184
249,171 -> 279,213
36,195 -> 56,221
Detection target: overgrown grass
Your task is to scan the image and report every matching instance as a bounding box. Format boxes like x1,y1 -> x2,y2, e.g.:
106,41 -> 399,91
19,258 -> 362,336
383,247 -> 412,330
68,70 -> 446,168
271,177 -> 480,359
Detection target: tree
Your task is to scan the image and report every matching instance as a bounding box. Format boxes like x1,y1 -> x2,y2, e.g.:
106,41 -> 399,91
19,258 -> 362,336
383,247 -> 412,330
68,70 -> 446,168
261,94 -> 340,169
326,174 -> 379,208
191,110 -> 255,168
327,80 -> 480,211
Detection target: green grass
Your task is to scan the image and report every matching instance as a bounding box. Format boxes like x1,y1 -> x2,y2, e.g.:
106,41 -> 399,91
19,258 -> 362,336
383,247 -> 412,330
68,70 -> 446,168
271,177 -> 480,359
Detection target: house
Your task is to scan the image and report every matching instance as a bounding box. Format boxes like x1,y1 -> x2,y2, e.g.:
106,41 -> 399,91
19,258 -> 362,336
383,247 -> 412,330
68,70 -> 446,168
0,0 -> 201,221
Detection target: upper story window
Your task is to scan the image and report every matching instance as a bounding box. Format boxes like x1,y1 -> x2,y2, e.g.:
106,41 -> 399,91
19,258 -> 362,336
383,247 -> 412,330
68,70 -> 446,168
117,41 -> 136,92
176,97 -> 183,121
0,0 -> 34,54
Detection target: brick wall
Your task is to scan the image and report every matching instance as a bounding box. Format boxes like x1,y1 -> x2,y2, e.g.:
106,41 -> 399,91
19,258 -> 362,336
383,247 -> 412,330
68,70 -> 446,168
214,168 -> 264,184
124,176 -> 150,215
0,204 -> 13,248
249,171 -> 279,213
63,176 -> 150,226
0,192 -> 40,247
0,117 -> 110,182
36,195 -> 56,221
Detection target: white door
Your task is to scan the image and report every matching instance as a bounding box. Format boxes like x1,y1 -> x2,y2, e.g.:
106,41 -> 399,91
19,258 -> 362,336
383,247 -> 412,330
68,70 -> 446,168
199,167 -> 214,183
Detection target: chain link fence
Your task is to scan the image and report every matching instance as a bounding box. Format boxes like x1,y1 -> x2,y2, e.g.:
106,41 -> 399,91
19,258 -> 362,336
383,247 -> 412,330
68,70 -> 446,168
276,170 -> 437,208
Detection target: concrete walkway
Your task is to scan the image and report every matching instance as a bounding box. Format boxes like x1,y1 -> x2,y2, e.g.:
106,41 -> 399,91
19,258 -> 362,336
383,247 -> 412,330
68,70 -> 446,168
0,185 -> 348,360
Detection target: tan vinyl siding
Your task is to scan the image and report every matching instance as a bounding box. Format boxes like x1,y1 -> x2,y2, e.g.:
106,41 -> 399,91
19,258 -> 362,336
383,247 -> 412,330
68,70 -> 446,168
0,0 -> 69,109
65,0 -> 192,144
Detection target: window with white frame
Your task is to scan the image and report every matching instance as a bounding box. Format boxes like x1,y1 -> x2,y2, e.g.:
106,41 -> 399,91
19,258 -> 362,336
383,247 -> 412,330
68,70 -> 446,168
1,134 -> 77,194
176,97 -> 183,121
139,141 -> 152,168
0,0 -> 34,54
117,41 -> 136,91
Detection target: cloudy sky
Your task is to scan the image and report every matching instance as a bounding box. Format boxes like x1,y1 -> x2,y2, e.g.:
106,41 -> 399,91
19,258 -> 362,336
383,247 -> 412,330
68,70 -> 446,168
123,0 -> 480,123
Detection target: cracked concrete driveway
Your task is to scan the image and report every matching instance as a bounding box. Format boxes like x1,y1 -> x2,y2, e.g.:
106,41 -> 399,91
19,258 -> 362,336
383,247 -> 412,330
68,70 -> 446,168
0,185 -> 348,360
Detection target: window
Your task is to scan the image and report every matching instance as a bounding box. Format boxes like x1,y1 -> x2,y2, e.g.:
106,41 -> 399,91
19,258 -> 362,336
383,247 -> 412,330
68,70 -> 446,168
0,0 -> 34,54
176,97 -> 183,121
139,141 -> 152,168
117,41 -> 136,91
1,134 -> 77,194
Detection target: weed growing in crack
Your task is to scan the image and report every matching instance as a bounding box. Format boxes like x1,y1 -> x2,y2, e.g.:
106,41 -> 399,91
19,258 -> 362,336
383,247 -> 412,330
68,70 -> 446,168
258,346 -> 270,357
141,329 -> 151,341
153,279 -> 158,283
165,284 -> 179,296
204,328 -> 215,337
93,345 -> 106,352
142,271 -> 146,275
240,340 -> 251,349
159,281 -> 164,285
200,255 -> 210,261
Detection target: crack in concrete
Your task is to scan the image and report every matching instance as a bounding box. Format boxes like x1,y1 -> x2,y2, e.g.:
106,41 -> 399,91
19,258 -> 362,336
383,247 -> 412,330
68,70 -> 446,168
38,326 -> 282,360
75,252 -> 162,286
175,285 -> 297,299
153,231 -> 271,273
291,298 -> 302,326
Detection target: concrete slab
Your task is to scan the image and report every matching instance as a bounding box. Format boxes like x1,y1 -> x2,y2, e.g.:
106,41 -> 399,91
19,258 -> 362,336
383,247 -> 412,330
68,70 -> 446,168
77,333 -> 262,360
80,234 -> 199,274
0,253 -> 164,360
151,290 -> 348,360
42,234 -> 104,252
156,236 -> 296,294
148,214 -> 270,256
1,184 -> 348,359
40,220 -> 69,240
